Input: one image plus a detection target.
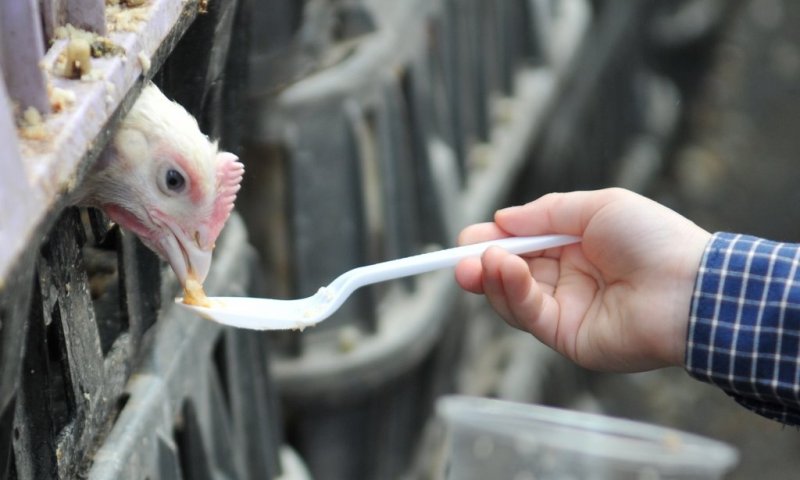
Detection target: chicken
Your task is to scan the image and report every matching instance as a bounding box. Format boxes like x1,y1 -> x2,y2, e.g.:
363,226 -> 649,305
73,83 -> 244,297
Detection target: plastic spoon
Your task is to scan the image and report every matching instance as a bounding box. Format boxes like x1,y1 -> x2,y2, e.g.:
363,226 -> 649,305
176,235 -> 580,330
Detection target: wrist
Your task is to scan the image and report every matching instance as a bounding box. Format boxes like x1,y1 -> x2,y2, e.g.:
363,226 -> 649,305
669,226 -> 712,367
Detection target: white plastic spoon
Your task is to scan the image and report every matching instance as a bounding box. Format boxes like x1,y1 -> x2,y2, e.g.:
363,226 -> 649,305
176,235 -> 580,330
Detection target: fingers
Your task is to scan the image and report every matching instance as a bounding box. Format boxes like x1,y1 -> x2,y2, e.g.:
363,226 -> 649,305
499,253 -> 561,349
453,189 -> 636,346
460,247 -> 560,342
455,223 -> 527,297
457,222 -> 510,245
454,257 -> 484,294
457,189 -> 625,244
494,189 -> 627,237
480,248 -> 515,325
455,250 -> 559,296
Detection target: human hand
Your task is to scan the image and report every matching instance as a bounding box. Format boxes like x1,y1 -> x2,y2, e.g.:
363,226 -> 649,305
455,188 -> 711,372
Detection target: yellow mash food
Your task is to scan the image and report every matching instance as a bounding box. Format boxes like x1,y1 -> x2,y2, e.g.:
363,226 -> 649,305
183,277 -> 211,307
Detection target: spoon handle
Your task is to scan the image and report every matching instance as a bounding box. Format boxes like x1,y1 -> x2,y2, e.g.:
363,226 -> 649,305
333,235 -> 581,292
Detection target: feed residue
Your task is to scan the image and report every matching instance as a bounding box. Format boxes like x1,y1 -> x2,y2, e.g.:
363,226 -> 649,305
53,24 -> 125,80
662,432 -> 682,453
137,52 -> 151,74
49,85 -> 76,112
18,107 -> 48,140
64,38 -> 92,79
183,277 -> 211,307
106,3 -> 150,32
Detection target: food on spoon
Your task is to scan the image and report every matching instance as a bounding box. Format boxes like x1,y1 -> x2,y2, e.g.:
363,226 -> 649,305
183,276 -> 211,307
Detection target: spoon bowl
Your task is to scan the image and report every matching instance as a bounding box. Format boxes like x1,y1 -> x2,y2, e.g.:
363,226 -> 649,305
176,235 -> 581,331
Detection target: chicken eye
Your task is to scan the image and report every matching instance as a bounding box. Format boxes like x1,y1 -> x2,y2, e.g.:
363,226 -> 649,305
156,164 -> 189,197
165,169 -> 185,192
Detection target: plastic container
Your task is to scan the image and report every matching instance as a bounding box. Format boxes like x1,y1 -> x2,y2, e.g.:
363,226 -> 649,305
437,396 -> 738,480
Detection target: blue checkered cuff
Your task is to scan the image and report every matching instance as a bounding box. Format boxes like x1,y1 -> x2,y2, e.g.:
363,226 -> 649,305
686,232 -> 800,425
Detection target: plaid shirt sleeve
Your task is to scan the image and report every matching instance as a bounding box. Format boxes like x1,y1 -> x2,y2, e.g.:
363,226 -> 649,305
686,232 -> 800,425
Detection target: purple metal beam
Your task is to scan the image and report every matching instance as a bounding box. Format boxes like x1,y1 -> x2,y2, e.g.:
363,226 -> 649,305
0,0 -> 50,113
41,0 -> 68,42
0,76 -> 35,281
66,0 -> 107,35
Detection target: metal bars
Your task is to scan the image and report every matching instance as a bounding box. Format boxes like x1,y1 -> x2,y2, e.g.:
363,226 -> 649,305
87,215 -> 283,480
0,1 -> 287,478
239,0 -> 591,478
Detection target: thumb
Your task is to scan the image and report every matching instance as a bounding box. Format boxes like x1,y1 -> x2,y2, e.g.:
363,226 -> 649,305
495,189 -> 624,237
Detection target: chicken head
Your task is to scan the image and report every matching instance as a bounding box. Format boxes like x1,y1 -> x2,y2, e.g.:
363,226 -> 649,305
75,83 -> 244,289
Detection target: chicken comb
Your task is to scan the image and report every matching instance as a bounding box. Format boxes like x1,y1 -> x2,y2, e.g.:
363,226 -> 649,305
209,152 -> 244,242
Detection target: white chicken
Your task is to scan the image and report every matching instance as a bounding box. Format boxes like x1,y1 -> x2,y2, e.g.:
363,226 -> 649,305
74,83 -> 244,292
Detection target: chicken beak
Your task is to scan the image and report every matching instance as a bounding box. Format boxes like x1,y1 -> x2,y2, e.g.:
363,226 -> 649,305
186,244 -> 212,285
159,233 -> 212,288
